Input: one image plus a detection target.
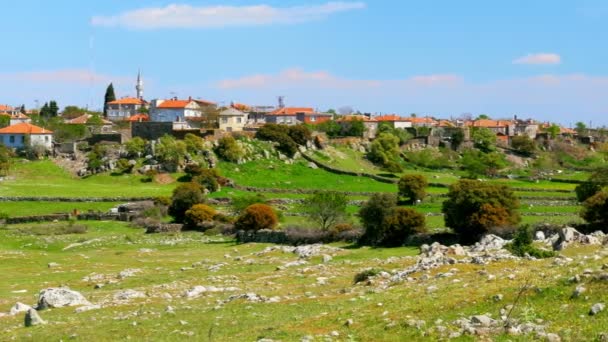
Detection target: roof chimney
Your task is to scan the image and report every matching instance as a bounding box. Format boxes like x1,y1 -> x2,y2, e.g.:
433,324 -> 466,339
188,96 -> 192,101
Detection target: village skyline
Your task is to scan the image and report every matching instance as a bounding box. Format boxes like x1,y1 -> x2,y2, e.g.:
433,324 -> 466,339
1,1 -> 607,125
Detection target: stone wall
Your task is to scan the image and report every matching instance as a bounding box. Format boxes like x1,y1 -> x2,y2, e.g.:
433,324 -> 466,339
131,122 -> 173,140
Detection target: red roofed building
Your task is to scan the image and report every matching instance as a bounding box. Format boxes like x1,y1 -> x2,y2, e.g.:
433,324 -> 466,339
337,115 -> 379,139
375,114 -> 413,129
149,97 -> 217,128
127,113 -> 150,122
0,122 -> 53,150
266,107 -> 313,125
0,104 -> 18,116
106,97 -> 148,121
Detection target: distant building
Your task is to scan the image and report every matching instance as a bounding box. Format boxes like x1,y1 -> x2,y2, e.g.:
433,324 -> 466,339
9,113 -> 31,126
219,107 -> 248,132
266,107 -> 314,125
0,104 -> 18,116
0,122 -> 53,150
106,97 -> 147,121
337,115 -> 378,139
375,114 -> 413,129
66,114 -> 113,133
149,97 -> 217,129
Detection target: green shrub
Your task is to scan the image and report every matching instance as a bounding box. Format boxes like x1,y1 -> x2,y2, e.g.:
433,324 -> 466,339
215,136 -> 245,162
125,137 -> 146,157
505,225 -> 555,258
354,268 -> 384,284
398,174 -> 428,204
358,193 -> 398,245
142,169 -> 157,182
511,135 -> 536,156
288,125 -> 312,145
192,168 -> 221,192
255,124 -> 298,156
303,191 -> 348,230
442,179 -> 520,243
168,182 -> 206,223
581,190 -> 608,225
379,207 -> 426,247
231,193 -> 267,215
234,204 -> 278,231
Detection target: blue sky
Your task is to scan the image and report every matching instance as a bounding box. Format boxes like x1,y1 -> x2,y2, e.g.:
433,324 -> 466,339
1,0 -> 607,125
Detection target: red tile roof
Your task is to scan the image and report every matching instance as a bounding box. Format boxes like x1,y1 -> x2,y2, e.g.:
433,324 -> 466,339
337,115 -> 376,122
157,100 -> 192,109
269,107 -> 314,115
66,114 -> 112,125
0,104 -> 14,112
107,97 -> 145,105
0,122 -> 52,134
127,113 -> 150,122
467,119 -> 512,128
376,114 -> 405,122
193,99 -> 216,106
405,117 -> 438,124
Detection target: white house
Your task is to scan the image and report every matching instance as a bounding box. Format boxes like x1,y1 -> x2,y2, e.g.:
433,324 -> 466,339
106,97 -> 147,121
9,113 -> 31,126
0,122 -> 53,150
150,98 -> 203,123
219,108 -> 248,132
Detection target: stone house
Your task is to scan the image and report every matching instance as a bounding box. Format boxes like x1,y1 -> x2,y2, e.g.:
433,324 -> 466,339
219,107 -> 248,132
106,97 -> 148,121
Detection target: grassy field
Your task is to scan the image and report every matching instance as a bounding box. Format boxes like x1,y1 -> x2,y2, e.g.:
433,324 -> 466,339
0,160 -> 175,198
0,201 -> 121,217
0,221 -> 606,341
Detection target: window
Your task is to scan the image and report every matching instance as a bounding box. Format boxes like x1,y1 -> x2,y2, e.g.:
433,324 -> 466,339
9,136 -> 15,143
236,117 -> 242,123
222,118 -> 228,124
0,136 -> 3,143
310,116 -> 316,122
45,136 -> 49,142
21,136 -> 25,143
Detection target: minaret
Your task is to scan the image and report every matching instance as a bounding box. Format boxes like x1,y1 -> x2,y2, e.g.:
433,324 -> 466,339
136,70 -> 143,99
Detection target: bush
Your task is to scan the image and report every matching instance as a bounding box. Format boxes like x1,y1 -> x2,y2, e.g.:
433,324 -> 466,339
184,204 -> 217,229
215,136 -> 245,162
302,191 -> 348,230
511,135 -> 536,156
505,225 -> 555,258
234,204 -> 278,231
231,193 -> 267,215
288,125 -> 312,145
142,169 -> 158,182
168,182 -> 206,223
354,268 -> 384,284
378,207 -> 426,247
192,168 -> 221,192
368,133 -> 400,168
575,167 -> 608,202
581,190 -> 608,225
125,137 -> 146,157
398,174 -> 428,204
442,179 -> 520,243
255,124 -> 298,157
358,193 -> 398,245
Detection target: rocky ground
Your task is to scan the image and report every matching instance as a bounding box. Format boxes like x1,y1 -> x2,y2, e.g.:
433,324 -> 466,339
0,222 -> 607,341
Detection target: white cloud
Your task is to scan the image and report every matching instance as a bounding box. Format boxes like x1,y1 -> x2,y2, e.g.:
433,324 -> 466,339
513,53 -> 562,65
91,2 -> 366,29
217,68 -> 460,89
0,69 -> 130,85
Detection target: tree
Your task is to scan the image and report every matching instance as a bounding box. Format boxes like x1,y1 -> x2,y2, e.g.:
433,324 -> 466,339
168,182 -> 206,223
0,144 -> 13,176
581,190 -> 608,226
358,193 -> 398,245
155,135 -> 187,172
379,207 -> 426,247
234,204 -> 278,231
368,133 -> 401,169
288,125 -> 312,145
460,149 -> 507,178
317,120 -> 341,137
511,135 -> 536,156
62,105 -> 86,119
184,133 -> 204,155
48,101 -> 59,117
39,102 -> 50,118
125,137 -> 146,157
103,83 -> 116,117
184,204 -> 217,229
255,124 -> 297,157
302,191 -> 348,230
442,179 -> 520,242
0,115 -> 9,128
192,168 -> 221,192
215,136 -> 245,162
346,119 -> 365,137
574,167 -> 608,202
398,174 -> 428,204
451,129 -> 465,150
231,193 -> 267,215
546,124 -> 560,139
476,114 -> 490,120
471,127 -> 497,153
575,121 -> 587,135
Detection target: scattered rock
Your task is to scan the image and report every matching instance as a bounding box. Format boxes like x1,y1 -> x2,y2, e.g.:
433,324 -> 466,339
10,302 -> 32,316
37,287 -> 91,310
47,262 -> 59,268
590,303 -> 605,316
471,315 -> 494,328
113,289 -> 146,301
75,304 -> 101,313
24,309 -> 46,327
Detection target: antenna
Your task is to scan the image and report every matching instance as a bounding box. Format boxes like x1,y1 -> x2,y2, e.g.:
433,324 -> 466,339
277,96 -> 285,109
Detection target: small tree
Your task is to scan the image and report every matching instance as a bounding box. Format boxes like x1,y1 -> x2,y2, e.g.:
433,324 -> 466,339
168,182 -> 206,223
232,193 -> 267,215
288,125 -> 312,145
451,129 -> 465,150
368,133 -> 401,170
192,168 -> 221,192
471,127 -> 497,153
184,204 -> 217,229
184,133 -> 204,155
398,174 -> 428,204
155,135 -> 186,172
0,144 -> 14,176
215,136 -> 245,162
103,83 -> 116,117
575,167 -> 608,202
303,191 -> 348,230
358,193 -> 398,245
234,204 -> 278,231
125,137 -> 146,157
379,207 -> 426,247
511,135 -> 536,156
581,190 -> 608,226
255,124 -> 298,157
442,179 -> 520,242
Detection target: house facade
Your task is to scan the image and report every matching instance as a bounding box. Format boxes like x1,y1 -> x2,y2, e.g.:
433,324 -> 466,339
106,97 -> 147,121
0,105 -> 18,116
376,115 -> 413,129
0,122 -> 53,150
266,107 -> 314,125
66,114 -> 114,133
295,112 -> 333,125
219,108 -> 248,132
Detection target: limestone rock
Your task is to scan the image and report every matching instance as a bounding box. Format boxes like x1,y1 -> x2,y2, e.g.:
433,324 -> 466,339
590,303 -> 605,316
24,309 -> 46,327
10,302 -> 32,316
37,287 -> 91,310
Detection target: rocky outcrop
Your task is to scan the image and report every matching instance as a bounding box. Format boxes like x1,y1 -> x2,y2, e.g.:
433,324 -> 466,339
37,287 -> 91,310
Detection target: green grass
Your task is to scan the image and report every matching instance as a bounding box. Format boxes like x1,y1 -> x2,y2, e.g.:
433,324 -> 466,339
0,201 -> 121,217
1,221 -> 605,341
0,160 -> 175,198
